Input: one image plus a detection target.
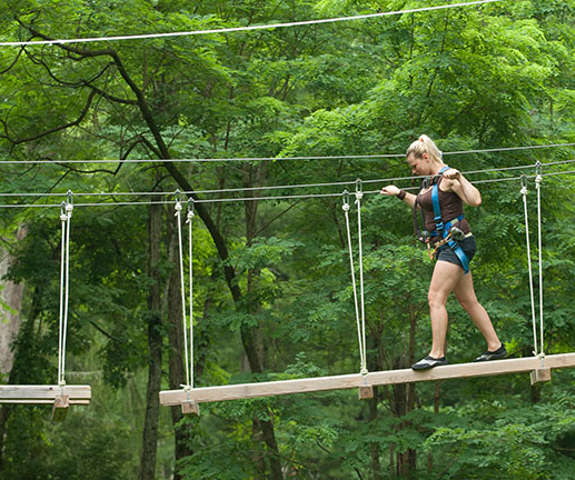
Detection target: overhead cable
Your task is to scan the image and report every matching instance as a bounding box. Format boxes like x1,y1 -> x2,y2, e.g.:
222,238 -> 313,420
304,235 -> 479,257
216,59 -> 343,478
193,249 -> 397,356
1,141 -> 574,165
0,1 -> 501,48
1,158 -> 574,199
1,168 -> 575,209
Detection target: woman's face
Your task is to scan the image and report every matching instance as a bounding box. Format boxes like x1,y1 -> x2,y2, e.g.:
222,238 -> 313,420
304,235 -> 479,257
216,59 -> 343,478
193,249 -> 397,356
407,153 -> 430,176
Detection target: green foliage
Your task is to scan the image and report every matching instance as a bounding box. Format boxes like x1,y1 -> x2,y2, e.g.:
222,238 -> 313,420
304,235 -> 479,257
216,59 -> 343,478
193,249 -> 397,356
1,0 -> 575,479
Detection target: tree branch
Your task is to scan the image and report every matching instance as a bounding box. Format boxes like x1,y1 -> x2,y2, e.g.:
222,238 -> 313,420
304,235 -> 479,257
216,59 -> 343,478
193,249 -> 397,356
0,89 -> 97,145
0,45 -> 26,74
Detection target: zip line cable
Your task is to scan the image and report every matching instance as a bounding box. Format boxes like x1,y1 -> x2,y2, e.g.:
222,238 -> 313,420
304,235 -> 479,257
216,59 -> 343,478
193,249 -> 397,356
0,142 -> 573,166
2,158 -> 575,200
1,167 -> 575,209
0,0 -> 500,48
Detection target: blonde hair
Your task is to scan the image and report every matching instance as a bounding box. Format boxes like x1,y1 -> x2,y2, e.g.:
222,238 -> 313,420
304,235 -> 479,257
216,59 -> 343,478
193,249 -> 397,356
406,135 -> 442,163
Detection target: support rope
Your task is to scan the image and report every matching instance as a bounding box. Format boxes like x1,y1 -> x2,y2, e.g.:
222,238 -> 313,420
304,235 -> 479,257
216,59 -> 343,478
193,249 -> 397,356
175,198 -> 196,388
342,187 -> 368,376
355,181 -> 368,375
535,162 -> 545,355
175,200 -> 191,387
57,192 -> 73,387
186,201 -> 195,389
520,177 -> 538,355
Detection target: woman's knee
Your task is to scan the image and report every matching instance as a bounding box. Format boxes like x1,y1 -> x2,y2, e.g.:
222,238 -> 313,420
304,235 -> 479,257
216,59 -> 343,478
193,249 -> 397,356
457,296 -> 480,313
428,290 -> 447,309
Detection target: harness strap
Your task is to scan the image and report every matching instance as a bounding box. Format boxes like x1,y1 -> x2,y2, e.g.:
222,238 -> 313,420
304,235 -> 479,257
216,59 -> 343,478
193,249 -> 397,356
431,167 -> 470,274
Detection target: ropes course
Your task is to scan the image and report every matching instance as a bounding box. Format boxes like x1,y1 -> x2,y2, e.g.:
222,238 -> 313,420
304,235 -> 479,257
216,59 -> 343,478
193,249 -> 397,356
1,0 -> 574,413
159,161 -> 575,410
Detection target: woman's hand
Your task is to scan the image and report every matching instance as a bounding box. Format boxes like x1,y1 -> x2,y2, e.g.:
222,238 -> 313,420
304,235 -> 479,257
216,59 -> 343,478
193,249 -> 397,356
442,168 -> 461,183
380,185 -> 400,196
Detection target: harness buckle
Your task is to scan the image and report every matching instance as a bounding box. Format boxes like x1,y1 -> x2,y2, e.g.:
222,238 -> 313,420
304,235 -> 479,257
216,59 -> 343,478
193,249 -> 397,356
449,225 -> 465,242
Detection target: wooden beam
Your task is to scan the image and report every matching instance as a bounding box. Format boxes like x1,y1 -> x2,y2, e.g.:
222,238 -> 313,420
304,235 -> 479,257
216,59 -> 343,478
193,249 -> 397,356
0,385 -> 91,405
159,353 -> 575,406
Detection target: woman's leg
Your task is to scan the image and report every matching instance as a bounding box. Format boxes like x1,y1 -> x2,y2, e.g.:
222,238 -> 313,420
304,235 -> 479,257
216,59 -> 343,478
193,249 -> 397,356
454,272 -> 501,351
427,260 -> 464,358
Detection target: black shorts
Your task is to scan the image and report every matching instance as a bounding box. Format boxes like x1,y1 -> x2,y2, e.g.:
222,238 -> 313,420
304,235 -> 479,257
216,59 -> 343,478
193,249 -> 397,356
435,236 -> 477,269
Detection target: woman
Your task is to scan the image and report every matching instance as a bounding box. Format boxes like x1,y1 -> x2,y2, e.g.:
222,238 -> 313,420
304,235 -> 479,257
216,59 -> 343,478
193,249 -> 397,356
380,135 -> 506,370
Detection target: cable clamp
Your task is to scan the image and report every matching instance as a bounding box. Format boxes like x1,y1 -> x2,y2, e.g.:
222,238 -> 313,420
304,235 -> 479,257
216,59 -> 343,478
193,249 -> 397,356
535,161 -> 542,185
60,202 -> 68,221
342,190 -> 350,211
354,179 -> 363,201
186,198 -> 195,222
65,190 -> 74,215
520,175 -> 528,196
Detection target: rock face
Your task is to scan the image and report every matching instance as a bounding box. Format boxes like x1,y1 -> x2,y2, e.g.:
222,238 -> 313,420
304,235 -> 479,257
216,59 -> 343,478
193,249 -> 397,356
0,226 -> 27,377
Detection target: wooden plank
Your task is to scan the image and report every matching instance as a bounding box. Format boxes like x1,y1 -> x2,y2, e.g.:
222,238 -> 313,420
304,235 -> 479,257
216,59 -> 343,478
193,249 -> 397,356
159,353 -> 575,405
0,398 -> 90,405
0,385 -> 91,404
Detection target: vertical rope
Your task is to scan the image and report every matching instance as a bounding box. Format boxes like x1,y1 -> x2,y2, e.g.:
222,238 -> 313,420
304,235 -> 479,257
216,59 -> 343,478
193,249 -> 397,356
535,162 -> 545,355
57,204 -> 67,386
355,181 -> 368,375
342,191 -> 366,375
175,200 -> 190,386
186,201 -> 195,388
57,193 -> 73,386
520,177 -> 538,355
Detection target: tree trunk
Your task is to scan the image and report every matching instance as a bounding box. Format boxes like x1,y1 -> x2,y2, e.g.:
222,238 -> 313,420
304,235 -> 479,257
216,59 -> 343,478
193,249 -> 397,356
427,382 -> 442,474
392,300 -> 419,478
138,202 -> 163,480
0,226 -> 27,375
243,165 -> 283,480
368,334 -> 382,480
0,285 -> 42,473
406,303 -> 417,473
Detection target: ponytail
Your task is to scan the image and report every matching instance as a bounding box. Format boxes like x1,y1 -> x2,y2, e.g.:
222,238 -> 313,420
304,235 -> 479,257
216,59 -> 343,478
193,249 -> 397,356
406,134 -> 442,162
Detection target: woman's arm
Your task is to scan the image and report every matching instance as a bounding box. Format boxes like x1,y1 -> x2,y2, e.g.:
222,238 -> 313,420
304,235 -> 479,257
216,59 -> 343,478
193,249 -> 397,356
380,185 -> 417,208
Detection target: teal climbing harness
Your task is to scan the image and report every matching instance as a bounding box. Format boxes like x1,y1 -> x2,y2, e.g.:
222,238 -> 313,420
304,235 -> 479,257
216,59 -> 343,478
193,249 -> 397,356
430,166 -> 470,273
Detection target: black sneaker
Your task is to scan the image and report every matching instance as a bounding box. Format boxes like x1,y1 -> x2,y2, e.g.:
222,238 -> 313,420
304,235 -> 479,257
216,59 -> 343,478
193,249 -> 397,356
473,343 -> 507,362
411,355 -> 448,370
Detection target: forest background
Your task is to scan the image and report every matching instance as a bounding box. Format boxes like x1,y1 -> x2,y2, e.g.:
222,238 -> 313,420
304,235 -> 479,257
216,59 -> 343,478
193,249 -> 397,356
1,0 -> 575,479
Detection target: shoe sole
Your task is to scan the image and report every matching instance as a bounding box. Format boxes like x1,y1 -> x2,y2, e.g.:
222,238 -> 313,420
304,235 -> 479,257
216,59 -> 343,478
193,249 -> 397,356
411,362 -> 448,370
473,352 -> 507,362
